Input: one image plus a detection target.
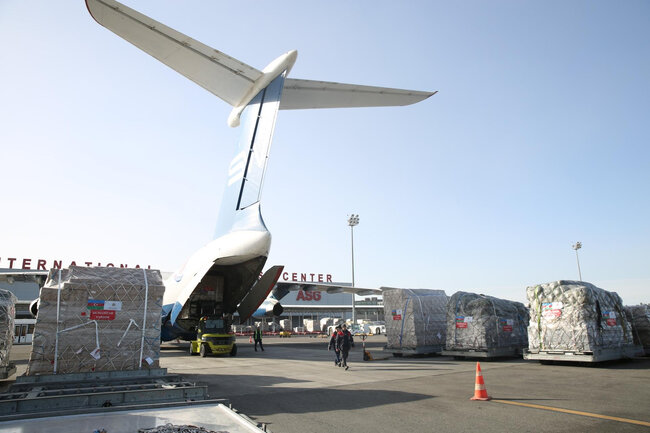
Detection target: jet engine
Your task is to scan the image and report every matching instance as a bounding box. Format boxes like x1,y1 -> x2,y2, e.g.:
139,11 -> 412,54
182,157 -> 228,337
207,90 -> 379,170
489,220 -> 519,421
29,298 -> 40,317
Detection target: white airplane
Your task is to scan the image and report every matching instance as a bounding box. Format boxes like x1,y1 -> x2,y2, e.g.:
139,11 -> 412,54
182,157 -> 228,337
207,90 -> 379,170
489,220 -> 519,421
2,0 -> 434,342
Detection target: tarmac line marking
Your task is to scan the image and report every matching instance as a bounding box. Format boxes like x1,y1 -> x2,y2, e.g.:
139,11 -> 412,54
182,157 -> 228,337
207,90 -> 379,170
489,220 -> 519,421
493,399 -> 650,427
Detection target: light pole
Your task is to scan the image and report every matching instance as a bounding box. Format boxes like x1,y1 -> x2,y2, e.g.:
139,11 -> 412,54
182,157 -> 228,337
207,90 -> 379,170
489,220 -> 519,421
572,241 -> 582,281
348,214 -> 359,324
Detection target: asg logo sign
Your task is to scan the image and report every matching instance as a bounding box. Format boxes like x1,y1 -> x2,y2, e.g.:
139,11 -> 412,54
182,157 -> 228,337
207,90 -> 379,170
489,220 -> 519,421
296,290 -> 322,301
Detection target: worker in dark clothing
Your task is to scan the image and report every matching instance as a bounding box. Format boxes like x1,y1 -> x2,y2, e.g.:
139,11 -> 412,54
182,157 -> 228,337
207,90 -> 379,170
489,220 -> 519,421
328,325 -> 342,366
254,326 -> 264,352
336,323 -> 354,370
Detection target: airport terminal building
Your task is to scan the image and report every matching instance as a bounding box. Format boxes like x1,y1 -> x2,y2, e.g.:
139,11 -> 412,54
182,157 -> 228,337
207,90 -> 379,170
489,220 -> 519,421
242,289 -> 384,332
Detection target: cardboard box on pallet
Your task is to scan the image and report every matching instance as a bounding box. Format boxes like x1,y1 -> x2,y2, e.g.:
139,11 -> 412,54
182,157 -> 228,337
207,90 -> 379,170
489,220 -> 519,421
526,280 -> 634,353
27,266 -> 165,375
383,288 -> 447,350
0,289 -> 16,369
446,291 -> 528,352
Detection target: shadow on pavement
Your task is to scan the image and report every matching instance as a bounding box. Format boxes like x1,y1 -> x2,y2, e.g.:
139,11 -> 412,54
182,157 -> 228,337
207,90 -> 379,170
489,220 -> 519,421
226,385 -> 433,416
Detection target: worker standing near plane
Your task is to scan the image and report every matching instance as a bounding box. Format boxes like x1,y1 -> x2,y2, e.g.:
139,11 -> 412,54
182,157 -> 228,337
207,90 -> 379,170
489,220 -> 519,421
337,324 -> 354,370
328,325 -> 342,366
254,325 -> 264,352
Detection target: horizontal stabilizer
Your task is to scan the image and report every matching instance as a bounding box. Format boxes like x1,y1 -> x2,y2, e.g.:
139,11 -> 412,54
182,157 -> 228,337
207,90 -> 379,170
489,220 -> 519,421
282,79 -> 436,110
86,0 -> 435,124
86,0 -> 261,106
237,265 -> 284,321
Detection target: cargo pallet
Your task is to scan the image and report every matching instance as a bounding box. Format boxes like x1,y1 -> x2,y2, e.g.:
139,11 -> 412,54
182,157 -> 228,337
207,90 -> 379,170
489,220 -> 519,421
386,345 -> 443,357
524,345 -> 639,363
442,347 -> 521,359
0,368 -> 208,421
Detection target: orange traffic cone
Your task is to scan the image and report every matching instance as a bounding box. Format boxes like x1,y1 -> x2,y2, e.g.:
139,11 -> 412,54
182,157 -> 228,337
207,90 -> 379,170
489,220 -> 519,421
470,362 -> 491,401
249,335 -> 253,343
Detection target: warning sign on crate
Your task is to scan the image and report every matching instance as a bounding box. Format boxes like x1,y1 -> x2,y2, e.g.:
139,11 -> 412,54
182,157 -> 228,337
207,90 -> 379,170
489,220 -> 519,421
392,309 -> 402,320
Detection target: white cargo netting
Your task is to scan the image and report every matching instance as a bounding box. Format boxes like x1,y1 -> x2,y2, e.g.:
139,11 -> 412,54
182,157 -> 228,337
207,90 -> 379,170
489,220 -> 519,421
27,266 -> 165,375
446,291 -> 528,351
624,304 -> 650,354
0,289 -> 17,369
526,280 -> 633,352
383,288 -> 447,350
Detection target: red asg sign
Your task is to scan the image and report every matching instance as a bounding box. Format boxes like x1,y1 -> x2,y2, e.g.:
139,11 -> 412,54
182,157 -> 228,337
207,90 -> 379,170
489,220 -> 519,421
295,290 -> 321,301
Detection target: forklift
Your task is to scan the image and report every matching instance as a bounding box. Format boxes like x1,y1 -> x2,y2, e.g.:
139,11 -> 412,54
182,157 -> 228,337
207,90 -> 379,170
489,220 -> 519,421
189,316 -> 237,357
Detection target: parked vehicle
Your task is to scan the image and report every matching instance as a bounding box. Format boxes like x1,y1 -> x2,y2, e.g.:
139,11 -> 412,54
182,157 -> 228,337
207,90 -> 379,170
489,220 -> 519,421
189,316 -> 237,357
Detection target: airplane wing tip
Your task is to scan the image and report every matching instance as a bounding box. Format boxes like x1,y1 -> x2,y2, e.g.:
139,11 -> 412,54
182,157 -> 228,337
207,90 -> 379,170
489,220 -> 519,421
412,90 -> 437,103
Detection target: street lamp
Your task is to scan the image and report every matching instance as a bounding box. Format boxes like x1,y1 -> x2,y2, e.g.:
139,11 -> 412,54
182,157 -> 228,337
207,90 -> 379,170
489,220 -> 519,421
348,214 -> 359,324
572,241 -> 582,281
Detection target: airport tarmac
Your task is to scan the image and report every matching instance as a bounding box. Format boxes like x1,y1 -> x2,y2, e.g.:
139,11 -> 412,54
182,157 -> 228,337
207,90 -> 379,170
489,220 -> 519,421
5,336 -> 650,432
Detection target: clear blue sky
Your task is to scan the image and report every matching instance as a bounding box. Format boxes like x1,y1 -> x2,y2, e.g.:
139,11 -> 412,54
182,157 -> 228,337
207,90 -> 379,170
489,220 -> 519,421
0,1 -> 648,304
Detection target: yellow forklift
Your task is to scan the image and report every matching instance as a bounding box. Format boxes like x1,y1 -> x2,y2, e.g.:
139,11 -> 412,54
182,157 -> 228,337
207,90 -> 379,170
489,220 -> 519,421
189,316 -> 237,357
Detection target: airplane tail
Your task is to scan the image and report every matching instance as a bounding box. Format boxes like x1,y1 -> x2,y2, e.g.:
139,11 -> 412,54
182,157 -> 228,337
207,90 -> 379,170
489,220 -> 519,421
85,0 -> 434,241
213,72 -> 286,239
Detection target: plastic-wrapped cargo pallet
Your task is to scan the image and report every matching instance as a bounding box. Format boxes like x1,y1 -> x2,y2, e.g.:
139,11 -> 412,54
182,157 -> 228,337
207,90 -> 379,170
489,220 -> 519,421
0,289 -> 17,369
303,319 -> 320,332
624,304 -> 650,355
27,266 -> 164,375
526,281 -> 634,355
384,288 -> 447,354
279,319 -> 291,331
445,292 -> 528,355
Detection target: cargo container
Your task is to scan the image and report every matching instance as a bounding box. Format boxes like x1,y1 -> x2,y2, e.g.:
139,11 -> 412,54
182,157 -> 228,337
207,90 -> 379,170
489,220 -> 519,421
524,280 -> 636,362
443,291 -> 528,358
624,304 -> 650,356
28,267 -> 164,375
383,288 -> 447,356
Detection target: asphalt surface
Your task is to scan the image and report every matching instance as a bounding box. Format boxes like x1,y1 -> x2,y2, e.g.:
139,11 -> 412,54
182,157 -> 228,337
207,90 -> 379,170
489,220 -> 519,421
167,336 -> 650,433
6,336 -> 650,432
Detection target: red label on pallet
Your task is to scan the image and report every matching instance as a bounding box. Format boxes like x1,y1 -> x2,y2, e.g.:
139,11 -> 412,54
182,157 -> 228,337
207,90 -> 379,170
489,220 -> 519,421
90,310 -> 116,321
456,322 -> 468,329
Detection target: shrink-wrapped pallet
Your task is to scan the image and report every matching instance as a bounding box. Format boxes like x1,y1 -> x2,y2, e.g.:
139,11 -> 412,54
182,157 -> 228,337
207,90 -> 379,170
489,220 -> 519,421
320,318 -> 334,332
527,281 -> 633,352
0,289 -> 17,368
384,288 -> 447,350
27,266 -> 164,375
279,319 -> 291,331
624,304 -> 650,354
446,292 -> 528,351
303,319 -> 320,332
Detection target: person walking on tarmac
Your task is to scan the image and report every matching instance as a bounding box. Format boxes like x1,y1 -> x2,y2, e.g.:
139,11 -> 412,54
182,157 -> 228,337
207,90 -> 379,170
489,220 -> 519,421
254,325 -> 264,352
336,323 -> 354,370
328,325 -> 342,366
